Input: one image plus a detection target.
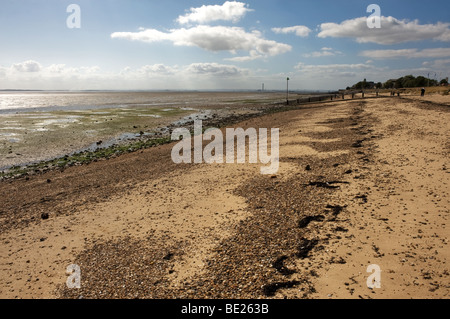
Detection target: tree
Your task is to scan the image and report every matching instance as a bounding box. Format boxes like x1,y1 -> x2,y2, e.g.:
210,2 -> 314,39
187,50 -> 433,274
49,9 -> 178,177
394,78 -> 403,88
415,76 -> 427,87
401,75 -> 415,88
349,75 -> 444,90
354,81 -> 363,90
384,79 -> 395,89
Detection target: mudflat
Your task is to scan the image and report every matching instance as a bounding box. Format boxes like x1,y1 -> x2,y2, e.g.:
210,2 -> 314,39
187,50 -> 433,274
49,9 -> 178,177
0,91 -> 287,170
0,95 -> 448,299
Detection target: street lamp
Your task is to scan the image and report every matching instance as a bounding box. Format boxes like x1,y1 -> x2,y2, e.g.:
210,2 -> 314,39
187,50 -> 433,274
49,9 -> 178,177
286,77 -> 290,104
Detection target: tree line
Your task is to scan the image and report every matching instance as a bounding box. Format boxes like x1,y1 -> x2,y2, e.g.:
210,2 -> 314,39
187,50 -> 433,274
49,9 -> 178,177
347,75 -> 448,90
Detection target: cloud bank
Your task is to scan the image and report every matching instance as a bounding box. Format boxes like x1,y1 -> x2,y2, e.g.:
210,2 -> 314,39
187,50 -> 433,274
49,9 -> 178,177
319,16 -> 450,44
112,2 -> 291,61
111,25 -> 291,58
0,60 -> 252,90
360,48 -> 450,59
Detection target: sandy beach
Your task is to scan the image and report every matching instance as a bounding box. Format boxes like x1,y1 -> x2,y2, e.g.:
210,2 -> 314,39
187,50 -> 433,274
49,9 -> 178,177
0,94 -> 448,299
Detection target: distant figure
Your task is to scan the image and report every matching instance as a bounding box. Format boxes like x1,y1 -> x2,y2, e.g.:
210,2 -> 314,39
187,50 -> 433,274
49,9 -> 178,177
421,87 -> 426,97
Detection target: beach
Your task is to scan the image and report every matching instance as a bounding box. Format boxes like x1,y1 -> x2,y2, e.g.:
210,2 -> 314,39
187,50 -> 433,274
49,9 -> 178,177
0,93 -> 449,299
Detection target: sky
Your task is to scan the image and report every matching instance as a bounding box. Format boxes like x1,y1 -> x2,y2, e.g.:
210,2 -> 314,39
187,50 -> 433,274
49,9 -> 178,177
0,0 -> 449,91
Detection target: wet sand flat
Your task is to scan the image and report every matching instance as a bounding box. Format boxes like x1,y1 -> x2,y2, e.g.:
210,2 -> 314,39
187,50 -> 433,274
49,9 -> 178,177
0,104 -> 270,171
0,91 -> 290,171
0,96 -> 448,299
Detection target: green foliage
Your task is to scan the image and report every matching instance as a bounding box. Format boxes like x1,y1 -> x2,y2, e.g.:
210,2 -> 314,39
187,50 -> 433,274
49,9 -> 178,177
350,75 -> 446,90
384,75 -> 438,88
352,78 -> 374,90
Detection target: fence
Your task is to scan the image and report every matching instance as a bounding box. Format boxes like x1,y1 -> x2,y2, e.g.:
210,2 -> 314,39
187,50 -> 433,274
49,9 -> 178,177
283,90 -> 395,106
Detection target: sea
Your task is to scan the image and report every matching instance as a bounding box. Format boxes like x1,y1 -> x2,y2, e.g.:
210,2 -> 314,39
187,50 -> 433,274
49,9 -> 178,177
0,90 -> 284,114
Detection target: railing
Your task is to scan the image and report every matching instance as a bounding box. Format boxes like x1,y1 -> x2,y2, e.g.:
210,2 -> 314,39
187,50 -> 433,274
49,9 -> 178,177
283,90 -> 398,105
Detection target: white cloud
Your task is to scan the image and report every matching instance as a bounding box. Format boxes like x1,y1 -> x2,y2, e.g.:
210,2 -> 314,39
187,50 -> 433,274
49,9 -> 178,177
6,61 -> 102,78
271,25 -> 312,37
12,60 -> 42,72
1,60 -> 253,90
138,64 -> 177,75
111,29 -> 167,43
225,55 -> 261,62
177,1 -> 253,25
0,66 -> 6,77
111,25 -> 291,58
318,16 -> 450,45
185,62 -> 249,76
303,47 -> 343,58
422,59 -> 450,69
360,48 -> 450,59
295,62 -> 377,78
111,2 -> 291,63
225,50 -> 264,62
78,66 -> 101,74
295,63 -> 374,71
47,64 -> 67,73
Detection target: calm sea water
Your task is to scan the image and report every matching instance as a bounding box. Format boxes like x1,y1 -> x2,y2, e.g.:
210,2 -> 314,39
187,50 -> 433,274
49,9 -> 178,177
0,91 -> 275,114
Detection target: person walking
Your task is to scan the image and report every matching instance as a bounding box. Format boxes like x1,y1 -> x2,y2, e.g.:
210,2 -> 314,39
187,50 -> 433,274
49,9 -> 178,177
421,87 -> 426,97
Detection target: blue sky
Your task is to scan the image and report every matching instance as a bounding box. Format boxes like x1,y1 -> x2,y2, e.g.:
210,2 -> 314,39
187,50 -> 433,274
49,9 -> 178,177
0,0 -> 449,90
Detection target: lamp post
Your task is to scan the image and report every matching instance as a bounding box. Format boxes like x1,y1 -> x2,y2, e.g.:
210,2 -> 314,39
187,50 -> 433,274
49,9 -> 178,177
286,77 -> 290,104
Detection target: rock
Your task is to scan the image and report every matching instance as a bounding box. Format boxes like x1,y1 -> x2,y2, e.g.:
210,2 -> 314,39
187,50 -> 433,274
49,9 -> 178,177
296,238 -> 319,259
298,215 -> 325,228
163,253 -> 174,260
41,213 -> 49,220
